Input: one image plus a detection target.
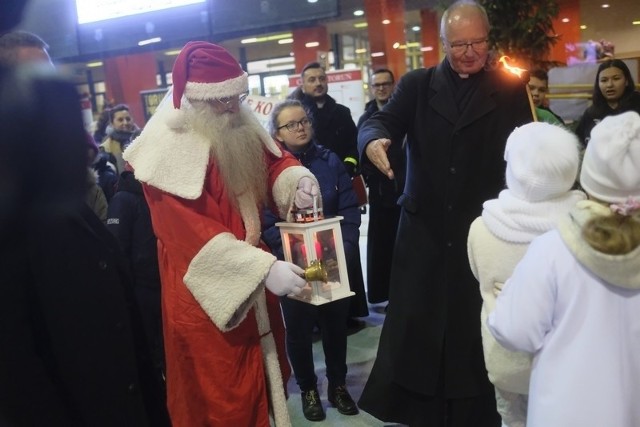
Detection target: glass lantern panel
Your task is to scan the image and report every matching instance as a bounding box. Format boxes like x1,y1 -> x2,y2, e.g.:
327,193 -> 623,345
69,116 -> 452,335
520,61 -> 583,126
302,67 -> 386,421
314,229 -> 340,287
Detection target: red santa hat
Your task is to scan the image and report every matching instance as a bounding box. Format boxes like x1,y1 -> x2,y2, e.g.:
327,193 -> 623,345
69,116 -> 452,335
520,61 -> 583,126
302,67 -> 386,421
172,41 -> 248,109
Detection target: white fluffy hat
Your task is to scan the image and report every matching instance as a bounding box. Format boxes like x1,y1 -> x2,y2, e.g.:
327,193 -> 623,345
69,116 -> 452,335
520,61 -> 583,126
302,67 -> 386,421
504,122 -> 581,202
580,111 -> 640,203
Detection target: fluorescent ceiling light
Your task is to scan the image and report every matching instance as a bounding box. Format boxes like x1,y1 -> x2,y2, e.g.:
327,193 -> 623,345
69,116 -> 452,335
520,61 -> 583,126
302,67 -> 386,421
353,10 -> 364,16
371,52 -> 385,57
305,41 -> 320,48
87,61 -> 103,68
241,33 -> 292,44
138,37 -> 162,46
278,38 -> 294,45
354,22 -> 368,28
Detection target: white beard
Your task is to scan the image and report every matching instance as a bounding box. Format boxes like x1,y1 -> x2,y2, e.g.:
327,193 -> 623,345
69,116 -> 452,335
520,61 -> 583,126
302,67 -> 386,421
183,101 -> 268,209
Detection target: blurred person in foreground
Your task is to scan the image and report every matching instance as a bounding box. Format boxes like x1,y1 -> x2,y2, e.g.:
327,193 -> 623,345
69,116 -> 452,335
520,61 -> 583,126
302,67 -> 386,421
123,41 -> 319,426
356,1 -> 532,425
0,3 -> 170,426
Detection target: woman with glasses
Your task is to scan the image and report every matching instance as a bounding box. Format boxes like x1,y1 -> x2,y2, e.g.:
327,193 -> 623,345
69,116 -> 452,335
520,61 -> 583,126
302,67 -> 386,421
262,99 -> 363,422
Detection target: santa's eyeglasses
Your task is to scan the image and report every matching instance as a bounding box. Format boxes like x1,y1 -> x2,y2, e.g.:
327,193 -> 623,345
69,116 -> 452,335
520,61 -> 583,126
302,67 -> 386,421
213,91 -> 249,108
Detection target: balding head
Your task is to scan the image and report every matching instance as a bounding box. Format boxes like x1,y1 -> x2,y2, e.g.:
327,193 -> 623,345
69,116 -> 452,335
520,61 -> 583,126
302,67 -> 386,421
0,30 -> 52,67
440,1 -> 490,76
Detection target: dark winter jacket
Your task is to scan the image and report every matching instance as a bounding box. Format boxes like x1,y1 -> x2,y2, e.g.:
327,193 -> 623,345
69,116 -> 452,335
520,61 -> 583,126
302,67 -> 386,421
289,87 -> 359,176
106,171 -> 160,290
262,142 -> 361,262
92,151 -> 119,202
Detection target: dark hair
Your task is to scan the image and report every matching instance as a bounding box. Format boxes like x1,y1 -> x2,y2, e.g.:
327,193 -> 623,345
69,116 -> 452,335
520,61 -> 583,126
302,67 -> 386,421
269,99 -> 311,139
591,59 -> 636,113
108,104 -> 131,124
371,68 -> 395,83
530,69 -> 549,83
301,62 -> 324,79
0,30 -> 49,65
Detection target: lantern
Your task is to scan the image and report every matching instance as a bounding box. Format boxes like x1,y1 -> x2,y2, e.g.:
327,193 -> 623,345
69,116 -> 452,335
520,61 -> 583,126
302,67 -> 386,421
276,215 -> 354,305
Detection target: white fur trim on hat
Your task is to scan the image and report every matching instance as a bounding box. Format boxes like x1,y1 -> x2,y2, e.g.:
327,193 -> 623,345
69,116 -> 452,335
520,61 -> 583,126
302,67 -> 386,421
184,72 -> 248,102
580,111 -> 640,203
505,122 -> 580,202
183,232 -> 276,332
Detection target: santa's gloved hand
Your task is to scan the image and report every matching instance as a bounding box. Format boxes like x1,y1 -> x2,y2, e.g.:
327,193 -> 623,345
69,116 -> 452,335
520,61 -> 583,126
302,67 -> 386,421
265,261 -> 307,296
295,177 -> 319,209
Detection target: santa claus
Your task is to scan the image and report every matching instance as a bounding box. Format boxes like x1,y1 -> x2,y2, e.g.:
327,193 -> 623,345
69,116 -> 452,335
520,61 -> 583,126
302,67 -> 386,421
124,41 -> 319,427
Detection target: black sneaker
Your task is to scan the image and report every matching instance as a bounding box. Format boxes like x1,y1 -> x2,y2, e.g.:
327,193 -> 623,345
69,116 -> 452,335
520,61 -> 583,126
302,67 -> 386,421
328,385 -> 359,415
301,389 -> 325,421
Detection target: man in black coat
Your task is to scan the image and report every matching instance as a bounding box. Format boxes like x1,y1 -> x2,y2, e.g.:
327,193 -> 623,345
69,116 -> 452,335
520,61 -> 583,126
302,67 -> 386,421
357,68 -> 405,305
357,1 -> 533,426
0,4 -> 169,425
288,62 -> 360,178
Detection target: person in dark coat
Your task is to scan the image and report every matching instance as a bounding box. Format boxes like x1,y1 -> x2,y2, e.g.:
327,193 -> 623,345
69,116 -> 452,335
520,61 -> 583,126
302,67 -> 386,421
262,100 -> 363,421
0,5 -> 170,425
288,62 -> 360,178
574,59 -> 640,146
357,1 -> 533,426
357,68 -> 406,305
107,170 -> 166,381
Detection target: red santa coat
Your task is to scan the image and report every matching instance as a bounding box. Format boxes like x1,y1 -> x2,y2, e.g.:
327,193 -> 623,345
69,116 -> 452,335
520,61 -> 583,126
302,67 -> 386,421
123,99 -> 315,427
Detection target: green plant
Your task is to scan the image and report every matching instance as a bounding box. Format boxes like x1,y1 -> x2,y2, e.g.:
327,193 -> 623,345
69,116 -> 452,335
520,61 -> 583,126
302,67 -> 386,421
481,0 -> 561,70
435,0 -> 562,70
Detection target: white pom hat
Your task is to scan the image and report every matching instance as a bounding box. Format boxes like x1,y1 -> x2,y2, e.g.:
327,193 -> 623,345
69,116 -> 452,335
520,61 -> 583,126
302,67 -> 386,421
580,111 -> 640,203
505,122 -> 581,202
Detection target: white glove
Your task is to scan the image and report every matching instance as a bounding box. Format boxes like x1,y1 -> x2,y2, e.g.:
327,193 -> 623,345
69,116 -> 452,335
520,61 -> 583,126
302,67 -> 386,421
265,261 -> 307,296
295,177 -> 319,209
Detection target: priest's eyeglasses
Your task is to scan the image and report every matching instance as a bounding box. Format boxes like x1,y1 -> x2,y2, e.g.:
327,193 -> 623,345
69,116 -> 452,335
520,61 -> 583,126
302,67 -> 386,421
447,39 -> 489,54
278,118 -> 311,132
214,91 -> 249,108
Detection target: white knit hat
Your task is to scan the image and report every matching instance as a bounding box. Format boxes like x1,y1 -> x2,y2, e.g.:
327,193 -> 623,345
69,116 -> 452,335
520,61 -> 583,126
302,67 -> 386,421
580,111 -> 640,203
504,122 -> 581,202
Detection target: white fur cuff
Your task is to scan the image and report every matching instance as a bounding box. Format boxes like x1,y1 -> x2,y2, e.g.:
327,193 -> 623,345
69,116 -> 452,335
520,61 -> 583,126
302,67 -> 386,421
184,232 -> 276,331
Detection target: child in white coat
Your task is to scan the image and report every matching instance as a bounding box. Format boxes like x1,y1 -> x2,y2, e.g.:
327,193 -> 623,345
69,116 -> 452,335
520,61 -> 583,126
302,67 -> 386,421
467,122 -> 585,427
488,111 -> 640,427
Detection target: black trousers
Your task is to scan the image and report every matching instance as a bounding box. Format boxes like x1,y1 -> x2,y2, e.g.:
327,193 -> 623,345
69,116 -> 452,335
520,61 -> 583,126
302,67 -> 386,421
280,296 -> 350,391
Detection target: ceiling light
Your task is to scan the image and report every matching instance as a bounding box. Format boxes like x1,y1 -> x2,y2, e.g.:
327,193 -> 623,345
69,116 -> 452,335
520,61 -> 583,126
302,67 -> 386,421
241,33 -> 293,44
307,0 -> 318,3
278,38 -> 293,45
354,22 -> 368,28
561,18 -> 570,23
633,21 -> 640,25
412,26 -> 420,32
87,61 -> 103,68
392,42 -> 400,49
305,41 -> 320,48
371,52 -> 385,57
138,37 -> 161,46
355,48 -> 367,54
382,19 -> 391,25
420,46 -> 434,52
164,49 -> 181,56
601,4 -> 609,8
353,10 -> 364,17
580,24 -> 587,29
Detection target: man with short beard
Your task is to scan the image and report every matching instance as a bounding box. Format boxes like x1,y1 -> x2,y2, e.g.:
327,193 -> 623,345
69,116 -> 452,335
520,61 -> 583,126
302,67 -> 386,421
124,41 -> 320,427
